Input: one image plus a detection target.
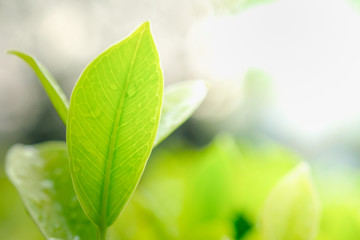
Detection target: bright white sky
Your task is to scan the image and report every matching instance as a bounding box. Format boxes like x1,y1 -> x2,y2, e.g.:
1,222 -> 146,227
188,0 -> 360,142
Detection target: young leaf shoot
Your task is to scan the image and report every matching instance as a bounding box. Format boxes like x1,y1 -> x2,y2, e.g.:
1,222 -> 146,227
7,50 -> 69,125
66,22 -> 163,238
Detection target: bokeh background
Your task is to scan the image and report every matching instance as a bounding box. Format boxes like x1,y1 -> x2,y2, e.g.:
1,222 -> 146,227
1,0 -> 360,239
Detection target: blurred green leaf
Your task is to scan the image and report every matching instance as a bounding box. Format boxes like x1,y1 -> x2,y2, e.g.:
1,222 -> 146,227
7,50 -> 69,125
67,21 -> 163,229
232,140 -> 299,222
315,166 -> 360,240
260,163 -> 320,240
179,135 -> 237,240
113,148 -> 192,240
190,142 -> 233,222
154,79 -> 207,147
109,135 -> 315,240
5,142 -> 96,240
0,177 -> 44,240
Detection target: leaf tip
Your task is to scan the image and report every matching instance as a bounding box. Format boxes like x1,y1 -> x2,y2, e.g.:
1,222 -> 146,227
6,49 -> 17,55
199,79 -> 211,91
141,21 -> 151,29
137,21 -> 153,36
6,50 -> 28,59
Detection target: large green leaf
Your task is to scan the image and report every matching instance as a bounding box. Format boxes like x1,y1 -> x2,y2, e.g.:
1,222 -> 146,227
5,142 -> 96,240
7,50 -> 69,125
154,80 -> 207,147
260,162 -> 320,240
67,22 -> 163,229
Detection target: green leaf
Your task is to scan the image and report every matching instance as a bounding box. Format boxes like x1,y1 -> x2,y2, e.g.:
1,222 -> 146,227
154,79 -> 207,147
7,50 -> 69,125
5,142 -> 96,240
260,162 -> 320,240
67,22 -> 163,229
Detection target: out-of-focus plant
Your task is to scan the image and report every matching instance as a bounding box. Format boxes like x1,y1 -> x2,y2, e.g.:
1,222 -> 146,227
5,22 -> 207,240
4,130 -> 360,240
111,134 -> 321,240
260,163 -> 320,240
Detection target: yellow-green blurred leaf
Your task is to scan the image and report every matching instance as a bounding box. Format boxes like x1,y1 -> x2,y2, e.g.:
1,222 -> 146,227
260,163 -> 320,240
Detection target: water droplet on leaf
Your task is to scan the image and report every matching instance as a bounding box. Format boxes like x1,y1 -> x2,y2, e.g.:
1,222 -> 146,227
109,83 -> 118,90
126,84 -> 137,97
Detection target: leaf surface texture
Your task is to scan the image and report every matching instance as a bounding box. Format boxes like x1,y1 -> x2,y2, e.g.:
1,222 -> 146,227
67,22 -> 163,227
6,142 -> 96,240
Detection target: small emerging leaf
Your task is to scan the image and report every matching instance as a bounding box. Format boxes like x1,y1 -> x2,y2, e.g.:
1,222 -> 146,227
67,22 -> 163,228
154,79 -> 207,147
5,142 -> 96,240
7,50 -> 69,124
260,162 -> 320,240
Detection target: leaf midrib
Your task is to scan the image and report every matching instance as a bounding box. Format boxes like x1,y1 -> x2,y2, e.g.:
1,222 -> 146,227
99,28 -> 145,228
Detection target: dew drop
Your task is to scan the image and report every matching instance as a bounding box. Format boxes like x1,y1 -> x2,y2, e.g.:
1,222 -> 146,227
109,83 -> 118,90
126,84 -> 137,97
31,193 -> 46,209
70,195 -> 79,208
73,236 -> 81,240
93,106 -> 103,118
54,222 -> 61,230
54,168 -> 63,175
148,117 -> 156,124
74,165 -> 82,174
40,179 -> 54,190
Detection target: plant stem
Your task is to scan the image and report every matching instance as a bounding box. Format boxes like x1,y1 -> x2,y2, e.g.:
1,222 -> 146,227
97,226 -> 107,240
